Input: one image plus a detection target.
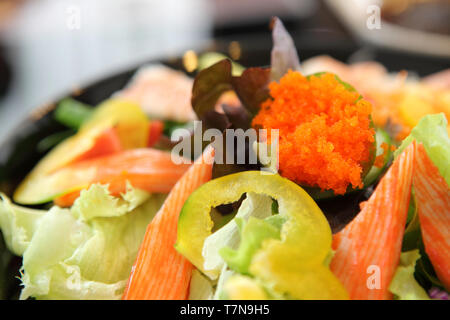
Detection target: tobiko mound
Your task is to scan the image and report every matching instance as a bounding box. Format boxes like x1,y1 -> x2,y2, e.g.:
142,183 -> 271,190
252,71 -> 375,194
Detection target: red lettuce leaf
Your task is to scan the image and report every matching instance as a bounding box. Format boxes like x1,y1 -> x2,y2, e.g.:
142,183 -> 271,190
191,59 -> 270,128
211,130 -> 261,180
231,67 -> 271,116
191,59 -> 233,119
222,104 -> 252,130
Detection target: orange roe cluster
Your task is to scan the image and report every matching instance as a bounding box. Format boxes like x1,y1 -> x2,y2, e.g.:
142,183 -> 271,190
252,71 -> 375,194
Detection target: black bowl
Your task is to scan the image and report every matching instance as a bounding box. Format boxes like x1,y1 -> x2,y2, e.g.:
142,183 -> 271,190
0,41 -> 448,299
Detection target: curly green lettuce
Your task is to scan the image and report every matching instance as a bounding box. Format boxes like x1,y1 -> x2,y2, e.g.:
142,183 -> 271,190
0,184 -> 166,300
201,192 -> 274,278
395,113 -> 450,185
389,250 -> 430,300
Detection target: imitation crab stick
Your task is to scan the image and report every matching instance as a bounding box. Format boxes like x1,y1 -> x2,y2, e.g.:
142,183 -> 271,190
413,143 -> 450,290
330,142 -> 415,300
52,148 -> 191,207
122,147 -> 214,300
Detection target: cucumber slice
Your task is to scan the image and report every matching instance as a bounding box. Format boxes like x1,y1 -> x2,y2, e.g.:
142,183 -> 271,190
13,99 -> 149,204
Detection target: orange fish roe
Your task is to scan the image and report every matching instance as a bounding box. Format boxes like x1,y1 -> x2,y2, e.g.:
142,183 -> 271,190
252,71 -> 375,194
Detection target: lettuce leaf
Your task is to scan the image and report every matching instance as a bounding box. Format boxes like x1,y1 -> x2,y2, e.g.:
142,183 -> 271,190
71,182 -> 150,221
203,193 -> 285,300
202,192 -> 273,279
205,194 -> 288,300
0,185 -> 166,300
0,194 -> 46,256
389,250 -> 430,300
213,265 -> 235,300
0,235 -> 16,299
395,113 -> 450,186
219,215 -> 283,275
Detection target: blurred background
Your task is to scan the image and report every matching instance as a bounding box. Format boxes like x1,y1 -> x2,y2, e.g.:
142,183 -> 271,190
0,0 -> 449,139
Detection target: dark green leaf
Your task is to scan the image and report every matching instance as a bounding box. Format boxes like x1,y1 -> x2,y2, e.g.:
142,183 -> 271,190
402,188 -> 422,252
54,98 -> 93,130
415,238 -> 446,291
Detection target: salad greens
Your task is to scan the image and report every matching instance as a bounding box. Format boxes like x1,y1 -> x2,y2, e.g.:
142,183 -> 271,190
213,265 -> 235,300
202,192 -> 273,278
54,98 -> 93,130
0,235 -> 18,300
396,113 -> 450,185
393,114 -> 450,295
0,194 -> 46,256
402,189 -> 421,252
1,14 -> 448,301
188,192 -> 286,300
0,184 -> 166,299
36,130 -> 76,153
219,215 -> 283,275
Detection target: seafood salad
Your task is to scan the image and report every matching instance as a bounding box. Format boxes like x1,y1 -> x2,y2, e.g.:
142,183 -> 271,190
0,18 -> 448,300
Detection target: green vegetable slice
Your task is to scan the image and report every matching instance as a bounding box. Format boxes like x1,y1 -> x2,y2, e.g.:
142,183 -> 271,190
14,99 -> 149,205
54,98 -> 93,130
175,171 -> 348,299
